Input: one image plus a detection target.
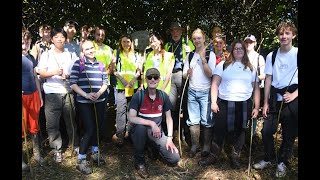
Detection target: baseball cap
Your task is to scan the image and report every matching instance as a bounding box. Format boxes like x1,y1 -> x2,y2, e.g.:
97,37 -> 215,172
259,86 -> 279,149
64,20 -> 78,28
146,68 -> 160,77
244,34 -> 256,42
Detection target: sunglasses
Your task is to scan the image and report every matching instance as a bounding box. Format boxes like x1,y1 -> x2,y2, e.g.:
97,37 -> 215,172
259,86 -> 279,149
146,75 -> 160,80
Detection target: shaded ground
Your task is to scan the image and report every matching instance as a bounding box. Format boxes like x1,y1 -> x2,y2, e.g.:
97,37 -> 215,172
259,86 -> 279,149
22,106 -> 298,180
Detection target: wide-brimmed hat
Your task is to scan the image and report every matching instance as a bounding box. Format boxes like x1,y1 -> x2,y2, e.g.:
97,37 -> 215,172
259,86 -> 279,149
169,22 -> 184,31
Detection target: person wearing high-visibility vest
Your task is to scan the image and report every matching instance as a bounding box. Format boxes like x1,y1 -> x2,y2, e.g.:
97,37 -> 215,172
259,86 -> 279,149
112,34 -> 141,145
92,26 -> 114,140
164,22 -> 195,145
143,32 -> 174,95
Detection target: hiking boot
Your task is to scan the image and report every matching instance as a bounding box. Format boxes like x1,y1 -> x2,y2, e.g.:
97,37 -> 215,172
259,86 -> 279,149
230,157 -> 241,169
91,151 -> 105,165
135,164 -> 149,179
276,162 -> 287,178
198,154 -> 217,167
253,160 -> 272,170
76,159 -> 92,175
112,133 -> 124,146
54,150 -> 62,163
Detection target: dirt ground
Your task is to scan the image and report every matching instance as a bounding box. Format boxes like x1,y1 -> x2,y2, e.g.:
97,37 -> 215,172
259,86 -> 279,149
22,106 -> 298,180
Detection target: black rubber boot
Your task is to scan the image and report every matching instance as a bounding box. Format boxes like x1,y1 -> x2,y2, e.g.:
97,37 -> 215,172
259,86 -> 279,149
188,125 -> 200,158
201,127 -> 213,157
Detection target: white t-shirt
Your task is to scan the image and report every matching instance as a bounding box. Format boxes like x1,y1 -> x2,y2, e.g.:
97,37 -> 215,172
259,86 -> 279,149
38,49 -> 75,94
214,61 -> 258,101
265,46 -> 298,101
183,51 -> 216,90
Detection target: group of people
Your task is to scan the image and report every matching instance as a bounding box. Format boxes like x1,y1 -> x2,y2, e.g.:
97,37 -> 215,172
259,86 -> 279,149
22,20 -> 298,178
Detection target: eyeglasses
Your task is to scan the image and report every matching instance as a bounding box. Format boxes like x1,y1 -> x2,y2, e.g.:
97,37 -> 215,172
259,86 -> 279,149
146,75 -> 160,80
234,47 -> 244,51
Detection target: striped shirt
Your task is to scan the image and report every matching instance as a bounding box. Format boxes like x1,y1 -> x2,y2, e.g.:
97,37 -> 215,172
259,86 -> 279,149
70,57 -> 108,103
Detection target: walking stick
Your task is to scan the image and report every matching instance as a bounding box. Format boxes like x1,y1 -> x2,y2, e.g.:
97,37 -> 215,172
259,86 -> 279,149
64,81 -> 76,157
82,60 -> 103,166
177,25 -> 190,156
52,53 -> 77,158
22,103 -> 34,178
178,41 -> 212,156
178,74 -> 189,156
247,37 -> 264,176
274,68 -> 298,165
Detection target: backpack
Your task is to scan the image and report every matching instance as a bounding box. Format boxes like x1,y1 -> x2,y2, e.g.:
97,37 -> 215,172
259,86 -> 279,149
137,89 -> 166,111
188,50 -> 211,64
115,50 -> 138,71
79,58 -> 104,73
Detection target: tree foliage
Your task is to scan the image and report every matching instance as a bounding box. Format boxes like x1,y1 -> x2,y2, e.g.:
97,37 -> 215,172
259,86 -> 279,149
22,0 -> 298,53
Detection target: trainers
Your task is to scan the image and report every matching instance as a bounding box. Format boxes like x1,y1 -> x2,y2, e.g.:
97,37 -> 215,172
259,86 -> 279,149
253,160 -> 272,170
91,151 -> 105,165
54,151 -> 62,163
76,159 -> 92,175
276,162 -> 287,178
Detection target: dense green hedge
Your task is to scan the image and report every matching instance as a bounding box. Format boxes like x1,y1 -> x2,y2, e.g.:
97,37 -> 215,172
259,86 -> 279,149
22,0 -> 298,53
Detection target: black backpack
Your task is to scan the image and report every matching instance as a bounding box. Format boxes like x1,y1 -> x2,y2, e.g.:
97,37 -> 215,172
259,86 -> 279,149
188,50 -> 211,64
137,89 -> 166,111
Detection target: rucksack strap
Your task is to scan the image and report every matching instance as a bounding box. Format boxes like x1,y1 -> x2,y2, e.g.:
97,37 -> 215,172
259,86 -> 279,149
272,49 -> 277,66
79,58 -> 85,73
138,89 -> 165,111
115,50 -> 121,71
79,58 -> 104,73
188,50 -> 211,65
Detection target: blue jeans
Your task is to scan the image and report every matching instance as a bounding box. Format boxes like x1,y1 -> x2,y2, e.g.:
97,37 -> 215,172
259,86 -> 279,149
187,88 -> 213,127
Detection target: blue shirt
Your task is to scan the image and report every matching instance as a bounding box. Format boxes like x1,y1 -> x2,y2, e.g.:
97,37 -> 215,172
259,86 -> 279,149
22,55 -> 37,94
